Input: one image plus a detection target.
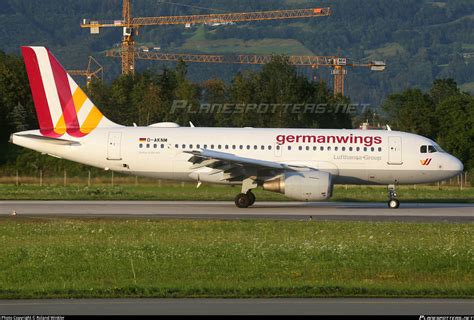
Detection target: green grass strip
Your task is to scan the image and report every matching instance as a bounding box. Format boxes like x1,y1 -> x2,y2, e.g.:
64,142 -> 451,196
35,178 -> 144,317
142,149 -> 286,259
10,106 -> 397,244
0,184 -> 473,202
0,218 -> 473,299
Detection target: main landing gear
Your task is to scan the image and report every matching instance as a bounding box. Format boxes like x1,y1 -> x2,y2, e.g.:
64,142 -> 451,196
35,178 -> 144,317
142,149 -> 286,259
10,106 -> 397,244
235,191 -> 256,209
235,178 -> 258,208
387,184 -> 400,209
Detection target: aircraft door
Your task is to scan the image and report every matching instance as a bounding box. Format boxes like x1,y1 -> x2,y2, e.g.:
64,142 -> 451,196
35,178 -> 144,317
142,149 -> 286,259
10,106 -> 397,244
388,136 -> 403,165
107,132 -> 122,160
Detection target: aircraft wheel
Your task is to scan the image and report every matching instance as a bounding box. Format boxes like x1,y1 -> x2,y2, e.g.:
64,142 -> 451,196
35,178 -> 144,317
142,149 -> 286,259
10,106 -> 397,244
388,199 -> 400,209
235,193 -> 251,209
247,191 -> 256,206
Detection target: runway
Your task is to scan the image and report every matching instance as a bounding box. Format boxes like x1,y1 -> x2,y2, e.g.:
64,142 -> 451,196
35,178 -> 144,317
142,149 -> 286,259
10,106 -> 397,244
1,298 -> 473,315
0,201 -> 473,222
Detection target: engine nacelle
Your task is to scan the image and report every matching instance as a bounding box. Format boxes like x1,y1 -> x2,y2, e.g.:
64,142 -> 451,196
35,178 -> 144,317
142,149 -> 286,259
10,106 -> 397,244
263,171 -> 333,201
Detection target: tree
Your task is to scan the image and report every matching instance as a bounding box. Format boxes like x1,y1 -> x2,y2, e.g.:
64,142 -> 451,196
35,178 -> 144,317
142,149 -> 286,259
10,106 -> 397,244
257,56 -> 300,128
108,75 -> 137,125
435,93 -> 474,171
429,78 -> 460,105
229,71 -> 261,128
382,88 -> 437,139
172,62 -> 200,125
201,79 -> 228,127
7,102 -> 28,132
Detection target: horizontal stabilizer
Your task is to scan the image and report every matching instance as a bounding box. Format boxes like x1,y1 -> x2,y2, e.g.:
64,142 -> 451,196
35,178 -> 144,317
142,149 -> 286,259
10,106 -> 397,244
12,134 -> 81,146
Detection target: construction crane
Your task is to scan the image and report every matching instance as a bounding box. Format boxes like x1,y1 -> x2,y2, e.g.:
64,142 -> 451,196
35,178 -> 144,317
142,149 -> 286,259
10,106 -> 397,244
81,0 -> 331,75
106,50 -> 386,96
68,56 -> 104,87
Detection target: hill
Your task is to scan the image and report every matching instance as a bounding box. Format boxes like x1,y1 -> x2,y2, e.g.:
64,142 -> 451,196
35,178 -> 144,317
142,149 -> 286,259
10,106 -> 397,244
1,0 -> 474,106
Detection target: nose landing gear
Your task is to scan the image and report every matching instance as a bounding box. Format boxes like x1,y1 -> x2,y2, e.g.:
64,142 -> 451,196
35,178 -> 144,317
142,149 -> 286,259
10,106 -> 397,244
387,184 -> 400,209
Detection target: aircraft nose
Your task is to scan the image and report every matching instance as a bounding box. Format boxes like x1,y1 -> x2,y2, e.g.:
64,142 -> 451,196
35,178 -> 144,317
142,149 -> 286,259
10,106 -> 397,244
451,156 -> 464,174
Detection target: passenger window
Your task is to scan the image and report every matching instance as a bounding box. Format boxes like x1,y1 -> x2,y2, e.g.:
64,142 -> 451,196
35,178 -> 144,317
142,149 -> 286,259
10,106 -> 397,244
268,146 -> 272,150
139,144 -> 143,149
175,144 -> 179,149
320,146 -> 324,151
420,146 -> 427,153
288,146 -> 292,151
335,147 -> 338,151
299,146 -> 303,151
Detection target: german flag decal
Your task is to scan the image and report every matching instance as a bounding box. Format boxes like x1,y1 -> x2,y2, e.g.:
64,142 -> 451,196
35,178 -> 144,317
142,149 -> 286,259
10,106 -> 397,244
139,138 -> 147,142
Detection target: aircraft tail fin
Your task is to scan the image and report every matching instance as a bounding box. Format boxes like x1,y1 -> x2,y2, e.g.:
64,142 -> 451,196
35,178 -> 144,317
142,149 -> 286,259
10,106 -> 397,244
21,46 -> 119,137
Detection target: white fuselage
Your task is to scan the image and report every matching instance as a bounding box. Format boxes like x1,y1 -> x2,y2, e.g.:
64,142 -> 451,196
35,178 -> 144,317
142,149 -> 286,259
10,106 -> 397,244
12,126 -> 463,186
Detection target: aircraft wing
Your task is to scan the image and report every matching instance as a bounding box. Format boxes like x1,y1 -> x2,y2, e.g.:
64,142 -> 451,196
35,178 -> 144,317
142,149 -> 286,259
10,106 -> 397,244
185,149 -> 310,182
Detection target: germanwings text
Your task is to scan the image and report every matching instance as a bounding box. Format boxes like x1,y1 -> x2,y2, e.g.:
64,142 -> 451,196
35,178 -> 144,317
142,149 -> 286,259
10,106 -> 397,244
276,134 -> 382,147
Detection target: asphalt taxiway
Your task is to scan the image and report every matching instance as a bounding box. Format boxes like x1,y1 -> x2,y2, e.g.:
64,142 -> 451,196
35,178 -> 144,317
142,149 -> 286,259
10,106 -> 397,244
1,298 -> 473,315
0,201 -> 473,222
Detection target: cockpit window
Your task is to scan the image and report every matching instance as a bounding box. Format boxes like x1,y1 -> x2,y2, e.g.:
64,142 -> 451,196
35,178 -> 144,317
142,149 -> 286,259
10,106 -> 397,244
421,144 -> 441,153
428,145 -> 437,153
434,143 -> 445,153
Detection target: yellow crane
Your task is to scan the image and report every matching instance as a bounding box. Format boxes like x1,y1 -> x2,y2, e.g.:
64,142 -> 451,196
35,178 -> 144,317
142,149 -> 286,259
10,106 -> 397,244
67,56 -> 103,87
81,0 -> 331,75
106,50 -> 386,96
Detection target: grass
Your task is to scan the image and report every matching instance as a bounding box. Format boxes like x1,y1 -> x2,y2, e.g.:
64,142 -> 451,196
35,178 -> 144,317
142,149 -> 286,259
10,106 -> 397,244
364,43 -> 407,60
178,31 -> 314,55
0,218 -> 472,299
0,183 -> 472,203
460,82 -> 474,95
462,43 -> 474,51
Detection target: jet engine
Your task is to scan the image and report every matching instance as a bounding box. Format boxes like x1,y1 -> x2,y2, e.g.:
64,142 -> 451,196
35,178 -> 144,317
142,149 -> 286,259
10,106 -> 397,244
263,171 -> 333,201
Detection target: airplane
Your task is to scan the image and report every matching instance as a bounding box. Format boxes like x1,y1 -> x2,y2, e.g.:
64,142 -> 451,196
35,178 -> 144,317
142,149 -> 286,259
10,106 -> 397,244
11,46 -> 464,209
